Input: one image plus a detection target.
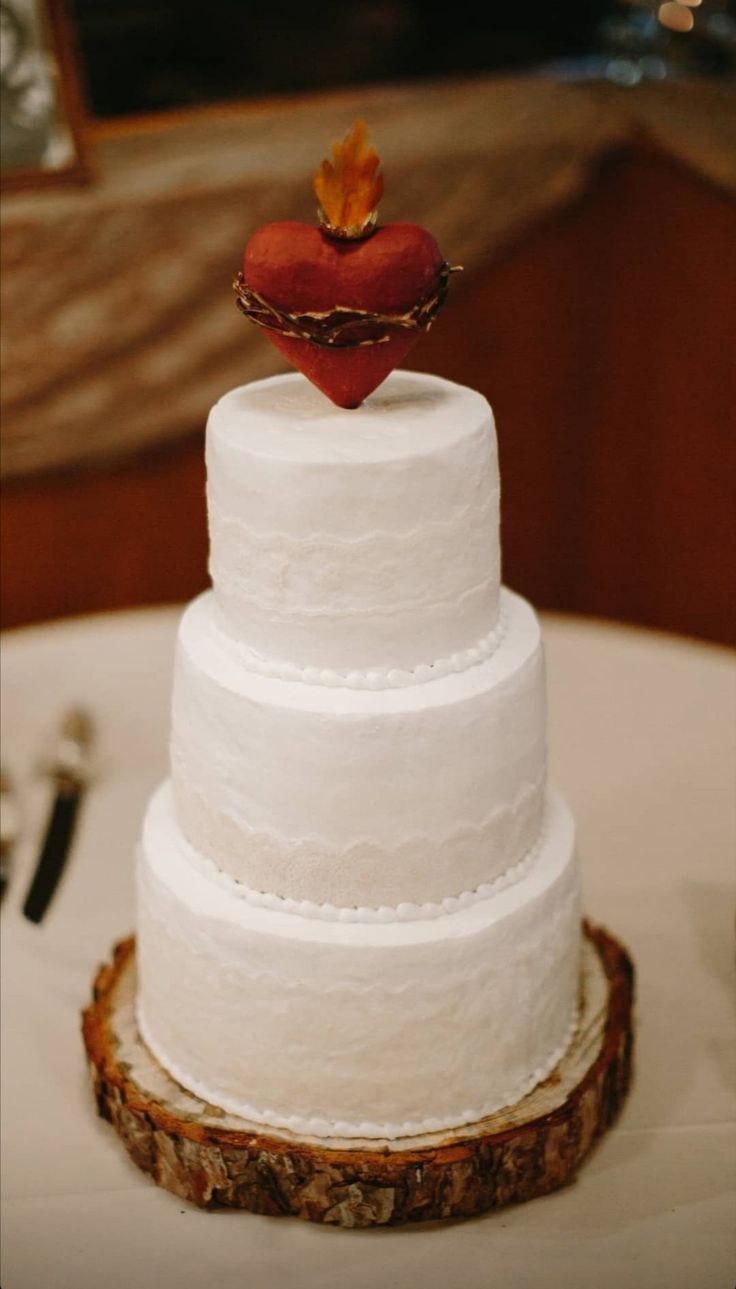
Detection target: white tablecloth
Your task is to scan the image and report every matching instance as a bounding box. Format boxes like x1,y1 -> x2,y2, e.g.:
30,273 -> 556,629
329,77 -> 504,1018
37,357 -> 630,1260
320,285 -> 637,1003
1,606 -> 734,1289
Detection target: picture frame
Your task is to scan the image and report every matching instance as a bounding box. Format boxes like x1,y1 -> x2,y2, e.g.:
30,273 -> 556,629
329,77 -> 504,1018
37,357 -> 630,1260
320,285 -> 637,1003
1,0 -> 91,191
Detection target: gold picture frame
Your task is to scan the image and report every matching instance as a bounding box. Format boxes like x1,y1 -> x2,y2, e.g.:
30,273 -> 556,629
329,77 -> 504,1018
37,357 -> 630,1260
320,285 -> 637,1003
1,0 -> 91,191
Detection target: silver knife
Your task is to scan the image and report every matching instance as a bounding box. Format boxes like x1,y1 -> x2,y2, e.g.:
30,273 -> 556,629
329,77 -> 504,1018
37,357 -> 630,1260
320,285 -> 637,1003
0,767 -> 20,901
23,709 -> 95,924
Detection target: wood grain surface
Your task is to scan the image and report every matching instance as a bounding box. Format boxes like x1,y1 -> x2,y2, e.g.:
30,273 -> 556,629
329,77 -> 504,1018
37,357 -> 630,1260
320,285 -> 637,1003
81,922 -> 634,1226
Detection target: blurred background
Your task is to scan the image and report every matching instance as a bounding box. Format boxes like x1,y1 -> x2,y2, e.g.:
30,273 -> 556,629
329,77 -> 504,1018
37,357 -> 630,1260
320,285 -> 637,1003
2,0 -> 735,643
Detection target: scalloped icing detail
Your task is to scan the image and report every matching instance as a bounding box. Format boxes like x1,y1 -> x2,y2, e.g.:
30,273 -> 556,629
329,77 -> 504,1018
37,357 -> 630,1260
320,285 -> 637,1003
139,836 -> 578,995
136,1000 -> 580,1141
208,602 -> 508,690
141,901 -> 571,992
171,766 -> 546,910
210,562 -> 498,621
174,810 -> 548,924
208,491 -> 499,548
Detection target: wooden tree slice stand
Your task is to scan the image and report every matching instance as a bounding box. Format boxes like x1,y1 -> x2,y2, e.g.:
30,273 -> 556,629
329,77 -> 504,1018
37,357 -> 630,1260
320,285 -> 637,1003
81,921 -> 634,1228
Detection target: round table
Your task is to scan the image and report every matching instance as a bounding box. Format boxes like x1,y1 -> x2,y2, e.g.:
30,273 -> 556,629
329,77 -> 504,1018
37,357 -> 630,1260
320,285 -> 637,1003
1,606 -> 734,1289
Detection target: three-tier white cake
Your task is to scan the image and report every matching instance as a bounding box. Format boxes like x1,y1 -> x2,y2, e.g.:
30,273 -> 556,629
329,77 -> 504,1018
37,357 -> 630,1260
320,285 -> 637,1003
136,369 -> 582,1140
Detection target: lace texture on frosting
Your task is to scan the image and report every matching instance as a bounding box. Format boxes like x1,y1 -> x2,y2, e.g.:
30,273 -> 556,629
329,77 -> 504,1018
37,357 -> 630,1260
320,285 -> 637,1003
136,999 -> 580,1141
141,842 -> 577,994
208,602 -> 509,690
207,491 -> 499,548
170,767 -> 546,909
210,561 -> 498,621
207,498 -> 500,639
171,806 -> 548,923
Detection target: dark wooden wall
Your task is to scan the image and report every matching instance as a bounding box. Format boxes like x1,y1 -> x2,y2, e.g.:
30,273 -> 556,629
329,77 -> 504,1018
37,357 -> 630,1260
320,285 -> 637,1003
2,143 -> 734,644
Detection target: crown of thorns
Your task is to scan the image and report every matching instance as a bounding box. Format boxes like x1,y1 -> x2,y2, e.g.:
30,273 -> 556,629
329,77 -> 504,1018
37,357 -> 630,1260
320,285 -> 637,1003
233,263 -> 460,350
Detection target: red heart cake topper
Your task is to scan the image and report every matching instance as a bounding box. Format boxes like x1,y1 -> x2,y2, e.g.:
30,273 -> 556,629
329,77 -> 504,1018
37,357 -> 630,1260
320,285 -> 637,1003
235,121 -> 459,409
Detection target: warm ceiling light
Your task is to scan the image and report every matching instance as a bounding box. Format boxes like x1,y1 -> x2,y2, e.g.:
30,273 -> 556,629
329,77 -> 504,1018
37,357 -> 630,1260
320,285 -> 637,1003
658,2 -> 696,31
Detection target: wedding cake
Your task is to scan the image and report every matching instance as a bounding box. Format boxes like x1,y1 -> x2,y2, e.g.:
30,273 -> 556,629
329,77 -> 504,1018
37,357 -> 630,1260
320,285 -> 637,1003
82,124 -> 633,1220
135,367 -> 582,1140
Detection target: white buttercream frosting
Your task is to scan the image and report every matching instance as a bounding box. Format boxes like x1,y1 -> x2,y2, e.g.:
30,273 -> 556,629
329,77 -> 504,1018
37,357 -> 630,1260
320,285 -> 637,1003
134,369 -> 585,1142
170,586 -> 547,908
208,600 -> 510,690
148,780 -> 550,923
206,371 -> 500,672
136,784 -> 581,1139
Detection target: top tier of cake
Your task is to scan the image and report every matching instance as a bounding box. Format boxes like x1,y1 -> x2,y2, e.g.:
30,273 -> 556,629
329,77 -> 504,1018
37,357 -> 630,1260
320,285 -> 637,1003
206,371 -> 500,673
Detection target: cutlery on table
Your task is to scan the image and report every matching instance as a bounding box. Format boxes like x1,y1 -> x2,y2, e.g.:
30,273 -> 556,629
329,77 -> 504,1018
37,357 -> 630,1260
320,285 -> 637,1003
0,768 -> 20,901
23,708 -> 95,924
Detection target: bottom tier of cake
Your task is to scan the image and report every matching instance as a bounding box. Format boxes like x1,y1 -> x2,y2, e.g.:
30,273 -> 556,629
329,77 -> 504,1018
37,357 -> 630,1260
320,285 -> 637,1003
136,783 -> 581,1140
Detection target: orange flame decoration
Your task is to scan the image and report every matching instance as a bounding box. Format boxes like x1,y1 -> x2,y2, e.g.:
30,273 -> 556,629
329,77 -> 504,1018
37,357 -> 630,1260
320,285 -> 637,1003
314,120 -> 384,238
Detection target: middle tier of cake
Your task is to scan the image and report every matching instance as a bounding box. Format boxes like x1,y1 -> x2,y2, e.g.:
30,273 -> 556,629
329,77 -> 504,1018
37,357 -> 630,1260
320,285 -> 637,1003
170,585 -> 547,910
